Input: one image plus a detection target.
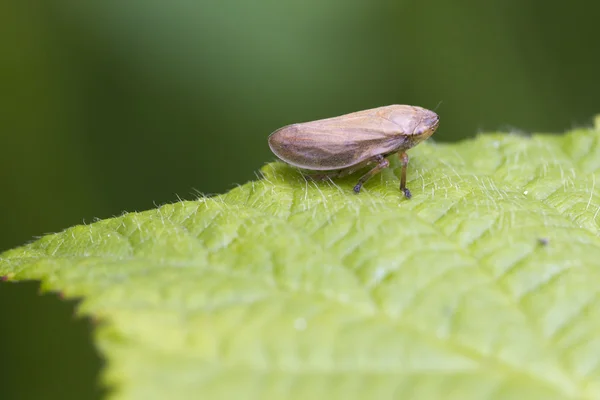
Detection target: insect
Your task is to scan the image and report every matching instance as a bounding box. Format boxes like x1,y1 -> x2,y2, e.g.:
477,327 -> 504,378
268,105 -> 439,198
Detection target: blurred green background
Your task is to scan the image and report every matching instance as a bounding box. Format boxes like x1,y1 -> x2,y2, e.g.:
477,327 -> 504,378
1,1 -> 598,398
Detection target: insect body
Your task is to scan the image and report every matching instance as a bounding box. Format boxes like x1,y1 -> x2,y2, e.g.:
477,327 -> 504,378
268,105 -> 439,198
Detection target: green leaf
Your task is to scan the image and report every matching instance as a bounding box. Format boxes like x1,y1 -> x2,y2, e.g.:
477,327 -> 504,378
3,120 -> 600,400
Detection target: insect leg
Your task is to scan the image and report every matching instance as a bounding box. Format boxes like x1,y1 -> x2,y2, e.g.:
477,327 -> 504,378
337,158 -> 376,178
398,151 -> 411,199
353,155 -> 389,193
304,158 -> 375,181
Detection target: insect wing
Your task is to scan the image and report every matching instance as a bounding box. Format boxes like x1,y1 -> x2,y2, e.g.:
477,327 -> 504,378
269,111 -> 407,170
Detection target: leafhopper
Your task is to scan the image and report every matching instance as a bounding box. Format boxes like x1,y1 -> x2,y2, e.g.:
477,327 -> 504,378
268,105 -> 439,198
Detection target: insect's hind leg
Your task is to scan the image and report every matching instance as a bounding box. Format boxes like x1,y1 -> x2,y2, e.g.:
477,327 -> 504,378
353,155 -> 389,193
303,160 -> 371,182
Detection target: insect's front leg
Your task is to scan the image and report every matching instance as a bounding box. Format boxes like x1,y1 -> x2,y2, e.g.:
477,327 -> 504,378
398,151 -> 411,199
353,155 -> 389,193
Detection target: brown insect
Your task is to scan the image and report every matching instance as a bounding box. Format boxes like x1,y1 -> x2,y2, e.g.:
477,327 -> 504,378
268,105 -> 439,198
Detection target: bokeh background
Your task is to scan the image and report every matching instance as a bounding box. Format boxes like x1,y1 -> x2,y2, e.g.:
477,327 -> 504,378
1,1 -> 599,399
